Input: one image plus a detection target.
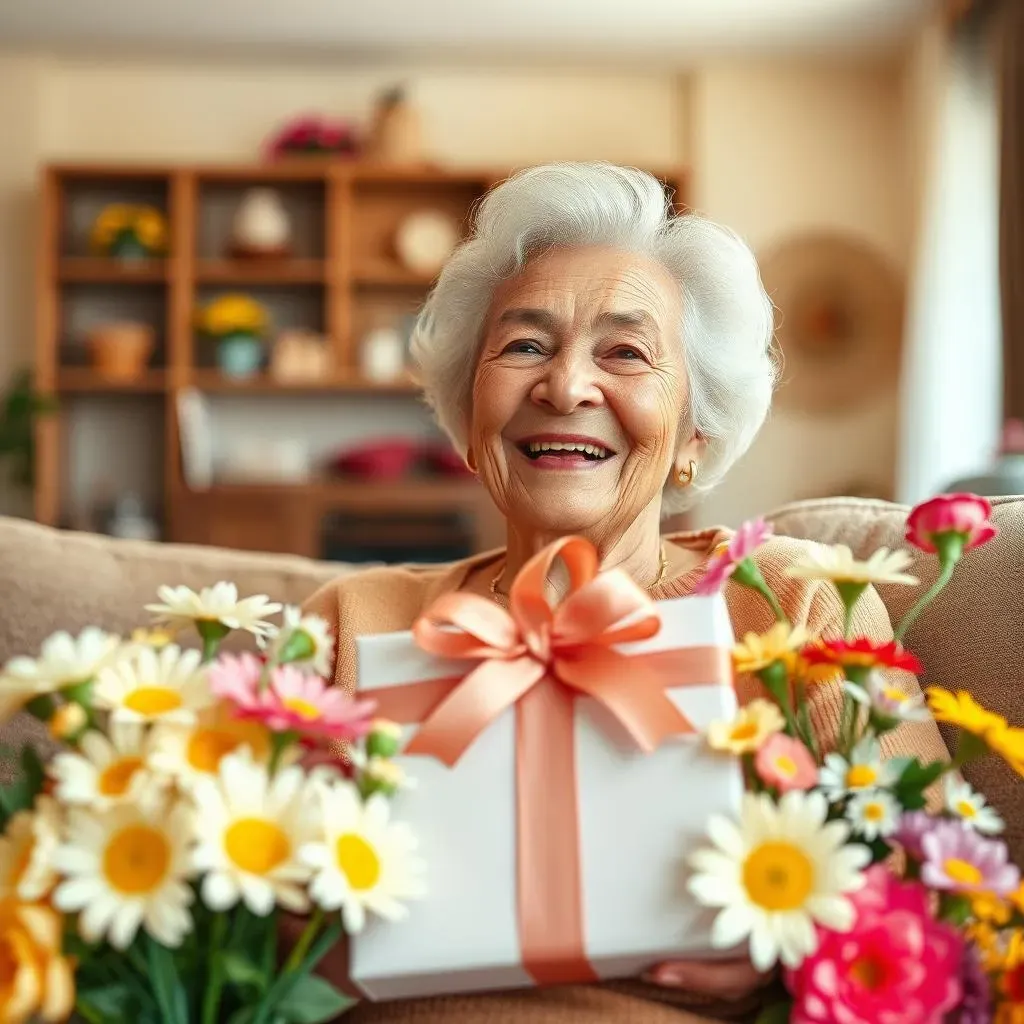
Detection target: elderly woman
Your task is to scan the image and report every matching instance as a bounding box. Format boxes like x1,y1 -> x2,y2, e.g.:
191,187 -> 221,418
302,162 -> 947,1023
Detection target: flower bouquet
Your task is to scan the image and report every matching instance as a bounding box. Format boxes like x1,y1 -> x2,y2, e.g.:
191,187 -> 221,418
0,586 -> 425,1023
90,205 -> 167,262
264,115 -> 361,161
196,294 -> 270,380
687,494 -> 1023,1023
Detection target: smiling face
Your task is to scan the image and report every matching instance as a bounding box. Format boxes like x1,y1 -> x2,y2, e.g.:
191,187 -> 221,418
470,245 -> 696,537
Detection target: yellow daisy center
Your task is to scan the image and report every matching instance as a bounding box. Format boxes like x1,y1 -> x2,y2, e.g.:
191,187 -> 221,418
125,687 -> 182,716
774,755 -> 797,777
98,757 -> 144,797
103,825 -> 171,894
945,858 -> 984,887
742,841 -> 814,911
187,729 -> 248,774
730,722 -> 759,742
957,800 -> 978,819
843,652 -> 880,668
863,802 -> 885,822
225,819 -> 290,875
335,833 -> 381,891
845,764 -> 877,788
283,697 -> 321,722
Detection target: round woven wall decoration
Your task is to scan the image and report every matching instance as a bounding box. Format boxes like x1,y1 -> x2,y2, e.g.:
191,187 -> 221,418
758,232 -> 905,415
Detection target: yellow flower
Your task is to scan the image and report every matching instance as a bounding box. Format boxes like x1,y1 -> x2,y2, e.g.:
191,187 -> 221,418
131,626 -> 177,650
707,699 -> 785,754
732,623 -> 808,675
973,890 -> 1013,926
926,687 -> 1008,742
198,294 -> 269,338
784,544 -> 918,587
1009,881 -> 1024,917
0,898 -> 75,1023
989,726 -> 1024,776
996,1004 -> 1024,1024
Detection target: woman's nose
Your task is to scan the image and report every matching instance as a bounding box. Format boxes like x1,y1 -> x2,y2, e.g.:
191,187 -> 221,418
530,356 -> 603,413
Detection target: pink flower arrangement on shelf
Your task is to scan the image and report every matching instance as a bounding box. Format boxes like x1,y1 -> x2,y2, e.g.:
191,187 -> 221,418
264,114 -> 361,160
686,494 -> 1024,1023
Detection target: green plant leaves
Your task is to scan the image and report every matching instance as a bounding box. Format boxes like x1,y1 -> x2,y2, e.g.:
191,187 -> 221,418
274,975 -> 355,1023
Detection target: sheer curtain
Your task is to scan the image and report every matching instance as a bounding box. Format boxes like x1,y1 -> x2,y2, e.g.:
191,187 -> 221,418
896,21 -> 1003,504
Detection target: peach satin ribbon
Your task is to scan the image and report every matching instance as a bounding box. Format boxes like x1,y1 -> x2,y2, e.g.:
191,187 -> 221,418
367,537 -> 732,987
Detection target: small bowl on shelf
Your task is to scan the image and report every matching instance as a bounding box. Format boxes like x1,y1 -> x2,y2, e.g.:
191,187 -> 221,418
86,322 -> 154,382
330,439 -> 420,480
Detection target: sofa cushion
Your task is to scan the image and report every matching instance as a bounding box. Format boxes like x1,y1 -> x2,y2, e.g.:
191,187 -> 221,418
768,495 -> 1024,860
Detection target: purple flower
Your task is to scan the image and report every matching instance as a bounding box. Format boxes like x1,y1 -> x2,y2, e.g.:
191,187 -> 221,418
921,819 -> 1019,895
893,810 -> 935,861
958,944 -> 992,1024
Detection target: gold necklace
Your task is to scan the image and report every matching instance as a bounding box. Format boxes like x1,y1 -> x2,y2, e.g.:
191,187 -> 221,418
489,543 -> 669,600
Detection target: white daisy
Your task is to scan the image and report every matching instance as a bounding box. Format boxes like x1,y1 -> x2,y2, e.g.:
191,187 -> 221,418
845,790 -> 901,840
785,544 -> 918,587
946,777 -> 1004,835
53,798 -> 195,950
688,790 -> 870,971
50,721 -> 166,811
818,737 -> 898,801
301,780 -> 426,934
265,606 -> 334,677
844,671 -> 931,724
191,749 -> 318,916
146,582 -> 281,640
0,627 -> 124,719
148,701 -> 273,789
0,795 -> 62,901
94,644 -> 212,726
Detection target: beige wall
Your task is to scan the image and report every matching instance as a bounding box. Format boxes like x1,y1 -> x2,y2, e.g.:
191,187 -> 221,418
0,48 -> 913,528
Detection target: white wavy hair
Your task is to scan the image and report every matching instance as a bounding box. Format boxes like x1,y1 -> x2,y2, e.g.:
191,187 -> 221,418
410,161 -> 778,514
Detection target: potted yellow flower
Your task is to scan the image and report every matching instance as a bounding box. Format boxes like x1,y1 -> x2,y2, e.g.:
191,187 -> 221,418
90,204 -> 167,262
196,294 -> 270,379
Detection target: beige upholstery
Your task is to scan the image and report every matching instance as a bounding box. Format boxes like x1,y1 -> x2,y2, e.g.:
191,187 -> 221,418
0,497 -> 1021,856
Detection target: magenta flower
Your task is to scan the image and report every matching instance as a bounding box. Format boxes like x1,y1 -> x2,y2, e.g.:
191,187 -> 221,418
906,493 -> 997,556
785,865 -> 963,1024
892,810 -> 936,861
920,819 -> 1019,895
209,653 -> 376,742
692,517 -> 773,596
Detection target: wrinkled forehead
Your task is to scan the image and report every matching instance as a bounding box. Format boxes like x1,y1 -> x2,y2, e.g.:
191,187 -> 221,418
483,245 -> 683,339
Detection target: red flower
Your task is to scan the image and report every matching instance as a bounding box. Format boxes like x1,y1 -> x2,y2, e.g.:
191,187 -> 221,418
801,637 -> 923,675
906,493 -> 996,556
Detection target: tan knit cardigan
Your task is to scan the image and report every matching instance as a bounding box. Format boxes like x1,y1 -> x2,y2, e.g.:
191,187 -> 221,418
302,529 -> 949,1024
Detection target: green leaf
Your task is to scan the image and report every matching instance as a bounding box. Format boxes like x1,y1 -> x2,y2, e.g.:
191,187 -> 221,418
865,836 -> 892,864
76,982 -> 136,1017
227,1009 -> 258,1024
220,951 -> 268,994
754,1001 -> 793,1024
275,975 -> 355,1023
145,934 -> 189,1024
20,743 -> 45,798
894,758 -> 946,810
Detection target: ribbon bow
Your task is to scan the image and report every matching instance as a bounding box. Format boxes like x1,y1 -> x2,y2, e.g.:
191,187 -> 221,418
404,536 -> 696,766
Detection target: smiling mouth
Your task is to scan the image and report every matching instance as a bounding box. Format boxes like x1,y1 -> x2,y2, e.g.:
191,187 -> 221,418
517,440 -> 614,462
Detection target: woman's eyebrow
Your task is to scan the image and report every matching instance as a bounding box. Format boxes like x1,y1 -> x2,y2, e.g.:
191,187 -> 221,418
595,309 -> 657,334
495,308 -> 560,332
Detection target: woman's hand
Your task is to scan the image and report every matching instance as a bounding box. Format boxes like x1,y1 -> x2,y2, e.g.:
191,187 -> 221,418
644,957 -> 772,1000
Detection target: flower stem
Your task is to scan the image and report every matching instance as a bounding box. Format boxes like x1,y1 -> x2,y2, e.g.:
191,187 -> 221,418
894,559 -> 957,643
269,730 -> 299,775
201,913 -> 228,1024
732,560 -> 789,625
282,907 -> 324,976
759,661 -> 797,737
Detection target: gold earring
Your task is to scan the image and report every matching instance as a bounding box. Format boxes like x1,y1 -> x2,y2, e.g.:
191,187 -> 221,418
676,460 -> 697,487
466,447 -> 477,473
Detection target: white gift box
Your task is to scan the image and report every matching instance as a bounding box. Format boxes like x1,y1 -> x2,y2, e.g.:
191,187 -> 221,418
349,592 -> 744,1002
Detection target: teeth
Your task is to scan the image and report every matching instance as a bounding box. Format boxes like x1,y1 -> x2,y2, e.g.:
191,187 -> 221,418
526,441 -> 609,458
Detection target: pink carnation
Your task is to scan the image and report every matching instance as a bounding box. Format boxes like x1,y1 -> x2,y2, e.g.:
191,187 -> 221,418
692,517 -> 772,596
754,733 -> 817,793
785,865 -> 963,1024
209,653 -> 375,742
906,493 -> 996,555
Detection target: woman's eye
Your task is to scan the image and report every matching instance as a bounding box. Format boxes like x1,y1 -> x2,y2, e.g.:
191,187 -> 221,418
504,339 -> 543,355
609,345 -> 644,361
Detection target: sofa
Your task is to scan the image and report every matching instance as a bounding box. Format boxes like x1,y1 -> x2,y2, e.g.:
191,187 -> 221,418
1,495 -> 1022,857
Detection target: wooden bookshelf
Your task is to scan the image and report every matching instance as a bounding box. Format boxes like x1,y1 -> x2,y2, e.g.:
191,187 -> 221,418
34,159 -> 688,558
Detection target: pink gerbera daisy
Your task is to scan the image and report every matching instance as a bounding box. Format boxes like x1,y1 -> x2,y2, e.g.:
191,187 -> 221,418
692,517 -> 773,596
209,653 -> 376,742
